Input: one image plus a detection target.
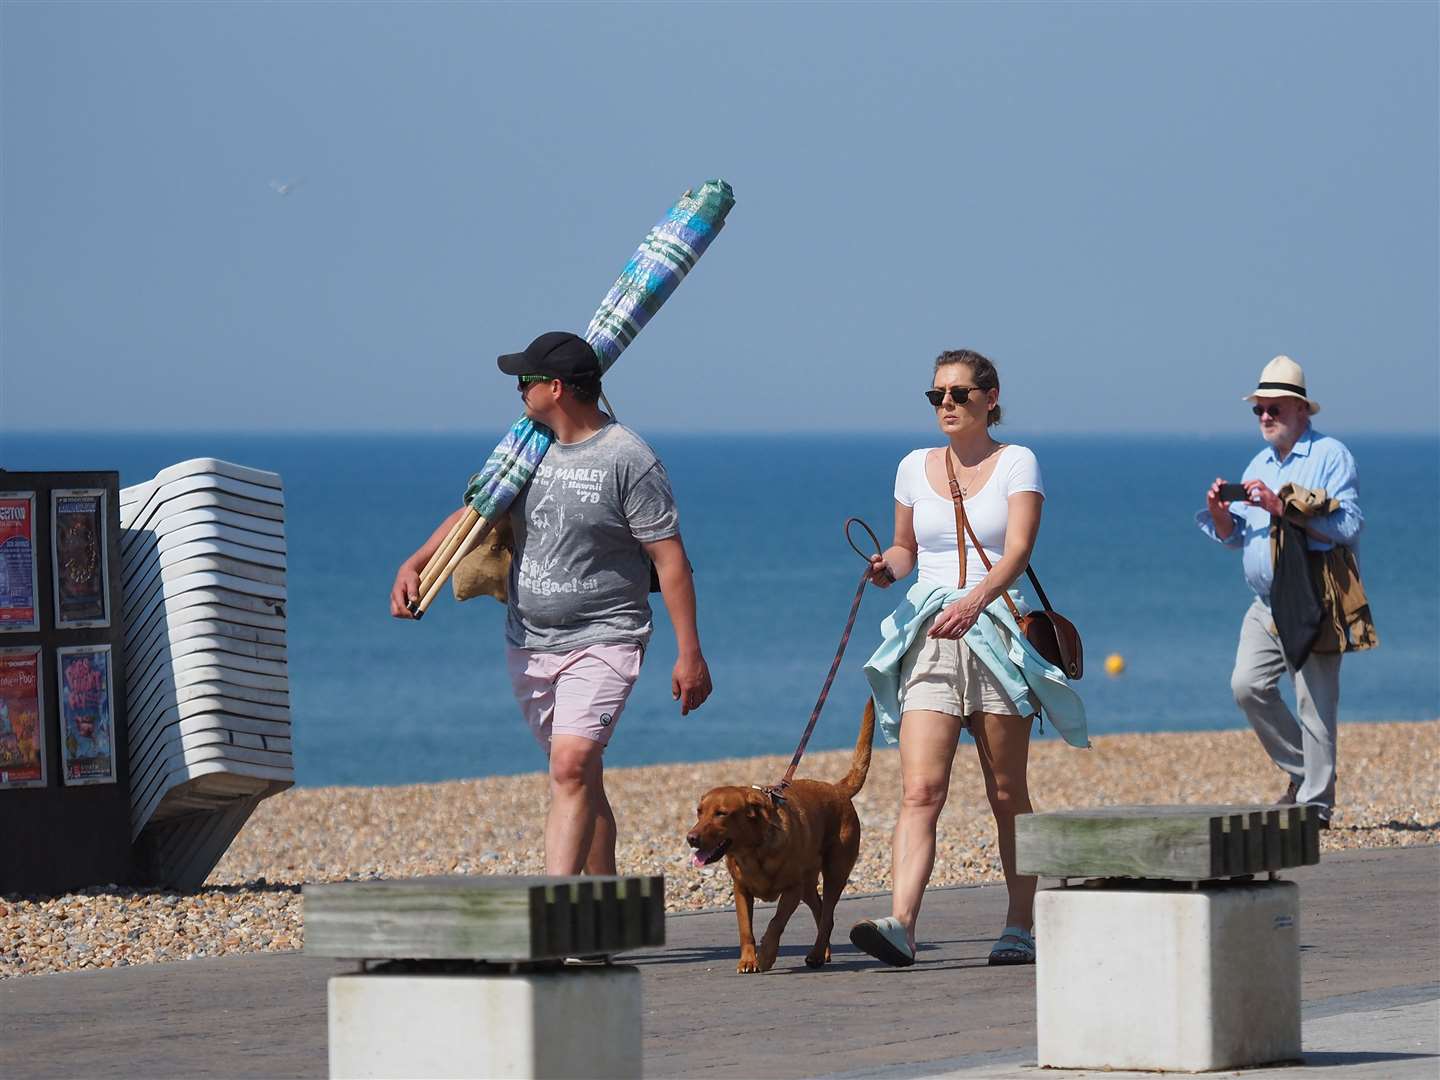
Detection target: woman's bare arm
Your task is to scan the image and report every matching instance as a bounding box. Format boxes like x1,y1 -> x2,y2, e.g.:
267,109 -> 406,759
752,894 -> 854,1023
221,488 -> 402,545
870,500 -> 918,586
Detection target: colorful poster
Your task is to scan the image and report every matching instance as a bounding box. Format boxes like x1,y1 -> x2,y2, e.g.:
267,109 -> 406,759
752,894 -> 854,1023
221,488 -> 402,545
57,644 -> 116,785
0,493 -> 39,633
0,646 -> 46,788
51,490 -> 109,629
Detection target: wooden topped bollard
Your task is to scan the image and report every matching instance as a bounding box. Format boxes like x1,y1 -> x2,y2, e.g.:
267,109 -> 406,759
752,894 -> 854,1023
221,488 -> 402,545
1015,803 -> 1322,882
1017,805 -> 1321,1073
305,875 -> 664,1080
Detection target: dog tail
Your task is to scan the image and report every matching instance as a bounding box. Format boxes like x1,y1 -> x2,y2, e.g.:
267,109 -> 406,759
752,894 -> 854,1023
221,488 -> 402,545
835,698 -> 876,799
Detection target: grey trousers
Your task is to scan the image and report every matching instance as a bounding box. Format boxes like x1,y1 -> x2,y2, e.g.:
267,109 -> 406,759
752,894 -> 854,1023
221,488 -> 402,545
1230,597 -> 1342,817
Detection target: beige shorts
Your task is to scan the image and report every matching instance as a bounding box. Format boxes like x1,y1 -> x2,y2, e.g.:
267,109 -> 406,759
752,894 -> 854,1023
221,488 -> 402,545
898,614 -> 1023,720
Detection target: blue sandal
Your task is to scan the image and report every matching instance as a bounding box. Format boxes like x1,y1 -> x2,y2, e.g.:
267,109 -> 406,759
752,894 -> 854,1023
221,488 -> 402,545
988,926 -> 1035,966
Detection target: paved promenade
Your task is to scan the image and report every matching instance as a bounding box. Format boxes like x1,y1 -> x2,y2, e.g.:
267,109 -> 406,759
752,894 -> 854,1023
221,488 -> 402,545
2,845 -> 1435,1078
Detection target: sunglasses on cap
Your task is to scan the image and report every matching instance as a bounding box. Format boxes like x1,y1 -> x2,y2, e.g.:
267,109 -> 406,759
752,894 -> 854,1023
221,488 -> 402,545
925,386 -> 981,407
1251,402 -> 1289,418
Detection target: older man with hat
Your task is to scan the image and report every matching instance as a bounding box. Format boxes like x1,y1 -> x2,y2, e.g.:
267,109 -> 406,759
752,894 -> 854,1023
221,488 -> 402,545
391,330 -> 713,876
1196,356 -> 1370,826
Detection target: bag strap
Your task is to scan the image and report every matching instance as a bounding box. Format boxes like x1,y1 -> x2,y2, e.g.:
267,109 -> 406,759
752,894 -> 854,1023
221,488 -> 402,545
943,449 -> 1054,618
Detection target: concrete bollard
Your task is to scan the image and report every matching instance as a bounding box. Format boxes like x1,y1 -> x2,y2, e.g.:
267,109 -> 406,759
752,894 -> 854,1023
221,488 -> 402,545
304,875 -> 664,1080
328,964 -> 641,1079
1018,804 -> 1317,1073
1036,877 -> 1301,1071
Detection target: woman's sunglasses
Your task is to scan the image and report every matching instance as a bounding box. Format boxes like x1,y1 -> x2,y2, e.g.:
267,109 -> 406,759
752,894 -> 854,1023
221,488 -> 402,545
925,386 -> 980,407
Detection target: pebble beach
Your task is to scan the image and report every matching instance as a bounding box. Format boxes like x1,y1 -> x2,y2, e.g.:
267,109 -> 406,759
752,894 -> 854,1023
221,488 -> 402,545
2,719 -> 1435,979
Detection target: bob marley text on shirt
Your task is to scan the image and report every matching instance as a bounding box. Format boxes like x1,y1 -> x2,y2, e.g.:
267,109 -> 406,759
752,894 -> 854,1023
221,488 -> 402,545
515,461 -> 611,599
504,422 -> 678,652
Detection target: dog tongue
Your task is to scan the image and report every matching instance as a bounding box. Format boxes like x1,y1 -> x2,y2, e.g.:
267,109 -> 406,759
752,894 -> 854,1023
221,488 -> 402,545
691,850 -> 711,868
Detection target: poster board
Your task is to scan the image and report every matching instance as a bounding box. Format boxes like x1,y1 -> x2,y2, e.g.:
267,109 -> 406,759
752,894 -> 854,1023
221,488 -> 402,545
0,469 -> 133,893
0,646 -> 46,789
56,644 -> 117,786
0,492 -> 39,633
51,489 -> 109,629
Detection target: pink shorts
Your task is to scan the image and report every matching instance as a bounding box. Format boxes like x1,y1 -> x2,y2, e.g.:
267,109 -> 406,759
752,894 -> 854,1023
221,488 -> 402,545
505,642 -> 644,751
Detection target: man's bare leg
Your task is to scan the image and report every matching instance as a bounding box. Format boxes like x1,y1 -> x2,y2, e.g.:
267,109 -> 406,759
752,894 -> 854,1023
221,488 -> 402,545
546,735 -> 608,875
584,774 -> 618,875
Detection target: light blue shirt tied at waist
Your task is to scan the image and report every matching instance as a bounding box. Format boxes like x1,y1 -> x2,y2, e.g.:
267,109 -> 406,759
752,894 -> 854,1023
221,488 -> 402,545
863,580 -> 1090,749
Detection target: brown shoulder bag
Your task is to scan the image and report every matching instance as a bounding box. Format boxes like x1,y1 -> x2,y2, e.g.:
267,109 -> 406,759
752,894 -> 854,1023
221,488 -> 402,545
944,450 -> 1083,679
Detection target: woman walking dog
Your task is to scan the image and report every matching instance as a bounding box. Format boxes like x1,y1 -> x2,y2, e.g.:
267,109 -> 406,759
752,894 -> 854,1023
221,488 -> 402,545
850,348 -> 1087,968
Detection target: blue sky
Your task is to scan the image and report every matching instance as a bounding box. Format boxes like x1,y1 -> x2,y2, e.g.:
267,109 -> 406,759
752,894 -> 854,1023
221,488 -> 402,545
3,1 -> 1436,436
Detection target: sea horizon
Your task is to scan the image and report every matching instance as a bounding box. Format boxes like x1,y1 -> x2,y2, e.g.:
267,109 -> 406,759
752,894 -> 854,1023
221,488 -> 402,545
4,429 -> 1436,788
6,427 -> 1439,442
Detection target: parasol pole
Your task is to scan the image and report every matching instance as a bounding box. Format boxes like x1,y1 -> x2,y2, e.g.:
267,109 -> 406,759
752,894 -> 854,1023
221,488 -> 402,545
417,507 -> 479,599
403,180 -> 735,623
412,513 -> 494,619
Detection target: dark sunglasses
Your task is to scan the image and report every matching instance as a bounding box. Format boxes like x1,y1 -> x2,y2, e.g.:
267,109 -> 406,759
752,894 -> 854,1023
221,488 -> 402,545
518,375 -> 555,391
925,385 -> 981,407
1251,403 -> 1287,418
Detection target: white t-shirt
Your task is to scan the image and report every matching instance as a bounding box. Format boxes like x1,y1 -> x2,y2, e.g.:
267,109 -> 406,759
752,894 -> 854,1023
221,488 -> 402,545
894,444 -> 1044,594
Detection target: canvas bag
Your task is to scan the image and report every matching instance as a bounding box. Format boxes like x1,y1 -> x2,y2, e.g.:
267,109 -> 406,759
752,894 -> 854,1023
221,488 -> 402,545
452,513 -> 515,603
450,512 -> 660,604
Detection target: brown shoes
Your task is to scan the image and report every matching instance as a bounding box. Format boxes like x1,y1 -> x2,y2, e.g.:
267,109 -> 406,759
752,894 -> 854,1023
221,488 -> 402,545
1275,778 -> 1332,827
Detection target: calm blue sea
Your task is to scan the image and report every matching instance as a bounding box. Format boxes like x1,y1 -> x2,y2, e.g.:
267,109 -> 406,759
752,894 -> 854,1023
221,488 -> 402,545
4,431 -> 1436,787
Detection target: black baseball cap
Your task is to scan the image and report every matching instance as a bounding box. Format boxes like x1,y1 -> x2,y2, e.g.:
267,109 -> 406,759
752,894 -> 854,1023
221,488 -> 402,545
497,331 -> 602,381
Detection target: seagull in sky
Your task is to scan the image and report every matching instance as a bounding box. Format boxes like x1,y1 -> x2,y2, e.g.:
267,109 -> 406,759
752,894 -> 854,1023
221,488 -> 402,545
269,178 -> 305,197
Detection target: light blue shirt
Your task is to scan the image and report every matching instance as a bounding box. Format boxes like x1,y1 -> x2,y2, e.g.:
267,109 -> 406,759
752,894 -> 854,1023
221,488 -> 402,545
1194,426 -> 1363,602
863,580 -> 1089,749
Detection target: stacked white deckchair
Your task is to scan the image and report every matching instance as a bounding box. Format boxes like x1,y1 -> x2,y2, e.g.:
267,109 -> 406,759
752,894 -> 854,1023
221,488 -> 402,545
119,459 -> 294,887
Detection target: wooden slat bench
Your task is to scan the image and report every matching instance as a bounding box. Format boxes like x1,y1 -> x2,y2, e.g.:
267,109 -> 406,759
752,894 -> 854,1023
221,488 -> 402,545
1016,802 -> 1322,882
305,874 -> 665,963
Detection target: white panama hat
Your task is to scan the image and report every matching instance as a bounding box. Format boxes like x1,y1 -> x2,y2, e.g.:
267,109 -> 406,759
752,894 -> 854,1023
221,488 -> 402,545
1244,355 -> 1321,415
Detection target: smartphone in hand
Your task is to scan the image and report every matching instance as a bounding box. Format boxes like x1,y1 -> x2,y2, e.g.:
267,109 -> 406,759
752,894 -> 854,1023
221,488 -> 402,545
1217,482 -> 1248,503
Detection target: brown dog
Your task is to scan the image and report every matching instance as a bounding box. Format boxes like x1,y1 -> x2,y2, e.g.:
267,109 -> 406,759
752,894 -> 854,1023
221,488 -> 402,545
686,700 -> 874,974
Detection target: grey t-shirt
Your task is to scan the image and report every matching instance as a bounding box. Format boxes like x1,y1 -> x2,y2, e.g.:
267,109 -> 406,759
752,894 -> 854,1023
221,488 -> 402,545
506,421 -> 679,651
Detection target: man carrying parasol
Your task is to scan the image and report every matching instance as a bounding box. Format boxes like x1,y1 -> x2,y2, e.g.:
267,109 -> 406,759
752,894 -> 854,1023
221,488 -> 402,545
391,330 -> 713,875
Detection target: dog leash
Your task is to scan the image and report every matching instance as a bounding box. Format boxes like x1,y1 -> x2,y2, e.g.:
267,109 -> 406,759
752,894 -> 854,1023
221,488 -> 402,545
760,518 -> 890,803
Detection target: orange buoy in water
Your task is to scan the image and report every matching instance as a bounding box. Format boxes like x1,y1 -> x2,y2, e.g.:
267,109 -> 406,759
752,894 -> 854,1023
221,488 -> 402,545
1105,653 -> 1126,676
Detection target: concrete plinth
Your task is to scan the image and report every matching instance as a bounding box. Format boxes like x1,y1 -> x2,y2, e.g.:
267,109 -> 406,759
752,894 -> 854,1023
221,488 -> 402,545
328,964 -> 641,1079
1036,880 -> 1300,1072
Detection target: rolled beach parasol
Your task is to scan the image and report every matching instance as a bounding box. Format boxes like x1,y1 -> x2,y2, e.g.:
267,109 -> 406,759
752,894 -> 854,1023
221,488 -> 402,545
408,179 -> 735,618
584,180 -> 736,372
